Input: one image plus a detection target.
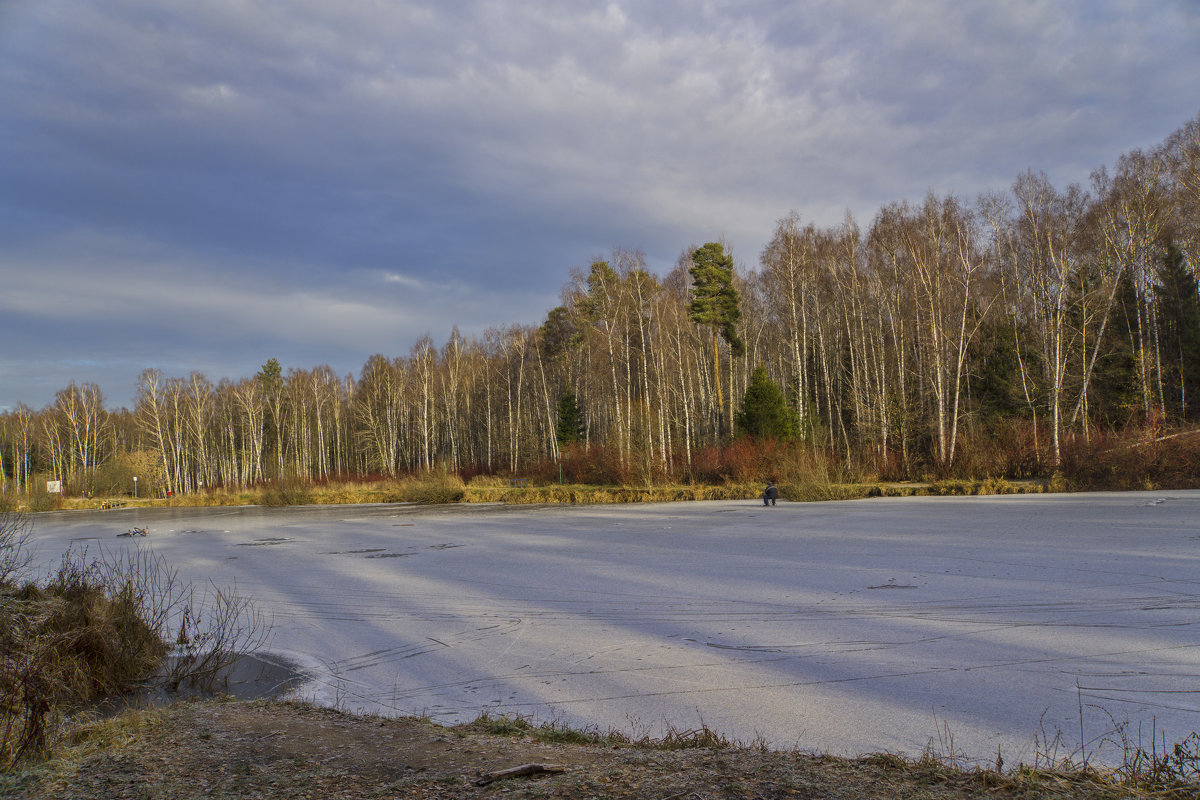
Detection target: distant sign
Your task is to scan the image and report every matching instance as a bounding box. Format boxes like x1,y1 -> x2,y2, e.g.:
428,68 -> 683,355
47,480 -> 62,494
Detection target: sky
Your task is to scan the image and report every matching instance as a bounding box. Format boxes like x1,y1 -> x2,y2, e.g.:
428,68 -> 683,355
2,1 -> 1198,412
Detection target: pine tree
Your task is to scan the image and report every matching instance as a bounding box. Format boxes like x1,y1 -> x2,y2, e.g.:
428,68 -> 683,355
257,358 -> 286,478
735,365 -> 798,439
688,242 -> 745,433
555,392 -> 585,447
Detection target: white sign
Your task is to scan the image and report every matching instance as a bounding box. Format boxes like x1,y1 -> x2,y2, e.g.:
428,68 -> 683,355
46,480 -> 62,493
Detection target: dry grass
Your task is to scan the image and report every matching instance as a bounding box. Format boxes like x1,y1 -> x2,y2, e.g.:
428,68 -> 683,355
23,473 -> 1061,514
1,554 -> 168,768
6,700 -> 1194,799
461,481 -> 764,504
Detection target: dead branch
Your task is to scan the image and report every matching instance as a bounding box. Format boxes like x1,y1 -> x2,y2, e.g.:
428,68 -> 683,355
475,763 -> 566,786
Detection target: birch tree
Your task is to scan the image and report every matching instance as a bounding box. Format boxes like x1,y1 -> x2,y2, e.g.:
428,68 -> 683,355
1089,152 -> 1172,422
899,195 -> 989,467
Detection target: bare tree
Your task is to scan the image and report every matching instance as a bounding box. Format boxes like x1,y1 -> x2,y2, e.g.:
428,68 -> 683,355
1088,152 -> 1172,422
136,369 -> 174,495
1011,172 -> 1090,464
761,213 -> 820,436
355,355 -> 406,475
898,194 -> 990,467
1161,112 -> 1200,273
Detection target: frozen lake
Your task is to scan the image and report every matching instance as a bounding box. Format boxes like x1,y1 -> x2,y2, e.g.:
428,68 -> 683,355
26,490 -> 1200,765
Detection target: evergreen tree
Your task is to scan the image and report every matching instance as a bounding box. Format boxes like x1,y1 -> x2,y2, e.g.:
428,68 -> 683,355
257,358 -> 286,477
1090,270 -> 1141,426
688,242 -> 745,431
555,391 -> 585,447
1155,243 -> 1200,420
688,242 -> 744,356
735,365 -> 798,439
967,315 -> 1027,422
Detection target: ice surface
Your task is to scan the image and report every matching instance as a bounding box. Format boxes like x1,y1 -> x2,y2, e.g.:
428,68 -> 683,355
27,491 -> 1200,764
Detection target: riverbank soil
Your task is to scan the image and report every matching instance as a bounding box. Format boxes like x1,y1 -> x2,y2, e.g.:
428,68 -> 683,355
6,699 -> 1145,800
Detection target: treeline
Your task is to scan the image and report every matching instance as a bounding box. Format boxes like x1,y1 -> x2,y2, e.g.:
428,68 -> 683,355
3,113 -> 1199,498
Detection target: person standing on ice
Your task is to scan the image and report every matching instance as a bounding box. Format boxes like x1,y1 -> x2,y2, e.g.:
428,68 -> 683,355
762,480 -> 778,506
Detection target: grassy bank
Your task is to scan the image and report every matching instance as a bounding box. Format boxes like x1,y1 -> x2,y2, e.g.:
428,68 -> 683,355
5,699 -> 1196,799
8,424 -> 1196,514
12,474 -> 1060,514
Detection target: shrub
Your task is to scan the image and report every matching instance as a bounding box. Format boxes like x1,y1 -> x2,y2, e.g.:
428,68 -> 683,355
389,474 -> 467,505
2,548 -> 166,767
259,478 -> 314,507
26,486 -> 63,513
1,522 -> 268,769
1059,427 -> 1200,491
0,510 -> 33,584
400,483 -> 466,505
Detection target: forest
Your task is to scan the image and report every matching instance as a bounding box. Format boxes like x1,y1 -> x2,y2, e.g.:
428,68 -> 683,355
3,113 -> 1199,500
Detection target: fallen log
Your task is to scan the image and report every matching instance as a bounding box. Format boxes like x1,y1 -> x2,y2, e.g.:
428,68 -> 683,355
475,763 -> 565,786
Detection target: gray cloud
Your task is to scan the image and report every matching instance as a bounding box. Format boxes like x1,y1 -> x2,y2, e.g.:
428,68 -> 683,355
1,0 -> 1198,408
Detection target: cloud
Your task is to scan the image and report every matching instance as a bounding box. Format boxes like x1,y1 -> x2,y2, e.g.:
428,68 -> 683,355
1,0 -> 1198,408
0,226 -> 556,407
0,228 -> 545,346
381,272 -> 426,290
6,2 -> 1194,250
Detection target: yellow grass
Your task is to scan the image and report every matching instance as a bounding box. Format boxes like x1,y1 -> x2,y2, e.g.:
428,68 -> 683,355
21,473 -> 1052,513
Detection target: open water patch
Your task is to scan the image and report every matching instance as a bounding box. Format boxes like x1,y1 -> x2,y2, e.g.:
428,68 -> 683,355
92,651 -> 305,717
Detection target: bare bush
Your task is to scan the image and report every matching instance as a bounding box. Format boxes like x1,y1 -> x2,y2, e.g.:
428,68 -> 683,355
161,582 -> 271,693
1032,704 -> 1200,794
0,509 -> 33,584
1,540 -> 270,769
87,545 -> 271,694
